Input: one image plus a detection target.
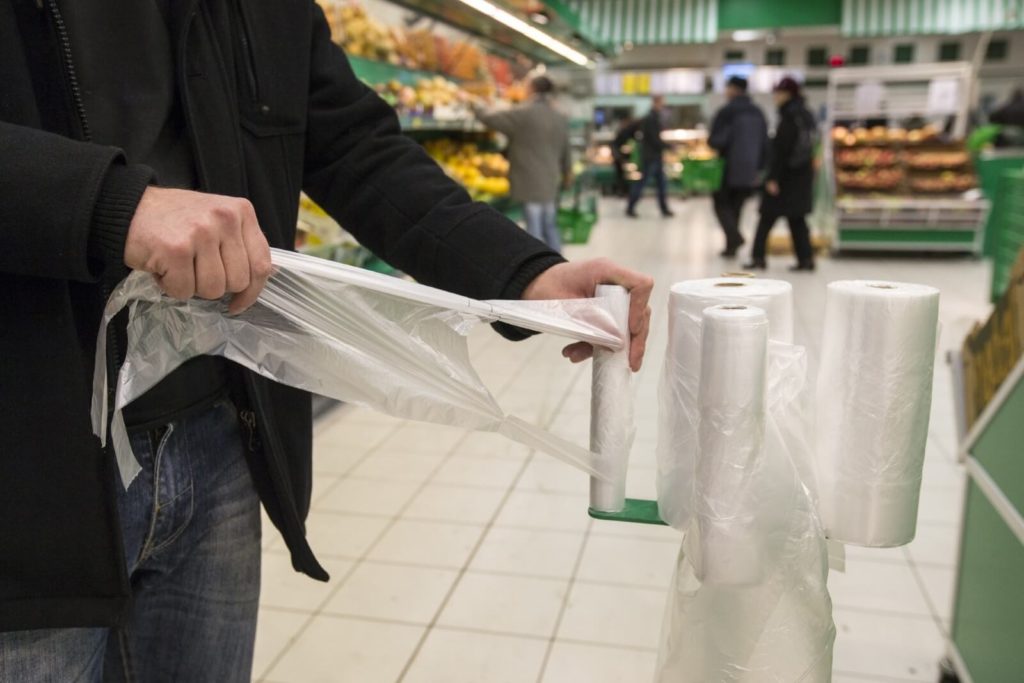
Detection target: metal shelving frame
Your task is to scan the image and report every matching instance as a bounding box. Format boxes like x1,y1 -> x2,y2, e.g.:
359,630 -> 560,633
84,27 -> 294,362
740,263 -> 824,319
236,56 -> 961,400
824,62 -> 989,254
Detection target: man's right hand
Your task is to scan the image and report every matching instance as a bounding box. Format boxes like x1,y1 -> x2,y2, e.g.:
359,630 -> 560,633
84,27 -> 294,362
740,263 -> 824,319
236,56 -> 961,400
124,187 -> 273,315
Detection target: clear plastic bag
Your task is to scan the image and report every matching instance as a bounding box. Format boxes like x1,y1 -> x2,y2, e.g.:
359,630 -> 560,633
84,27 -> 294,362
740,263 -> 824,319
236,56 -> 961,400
91,249 -> 624,488
655,307 -> 834,682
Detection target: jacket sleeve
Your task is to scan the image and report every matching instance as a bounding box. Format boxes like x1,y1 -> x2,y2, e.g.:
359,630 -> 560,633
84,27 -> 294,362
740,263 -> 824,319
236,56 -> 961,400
708,110 -> 730,152
301,5 -> 562,303
767,114 -> 797,182
0,121 -> 153,281
475,107 -> 524,137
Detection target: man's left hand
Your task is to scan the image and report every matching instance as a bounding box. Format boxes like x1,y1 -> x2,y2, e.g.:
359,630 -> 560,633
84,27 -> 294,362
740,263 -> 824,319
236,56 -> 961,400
522,259 -> 654,372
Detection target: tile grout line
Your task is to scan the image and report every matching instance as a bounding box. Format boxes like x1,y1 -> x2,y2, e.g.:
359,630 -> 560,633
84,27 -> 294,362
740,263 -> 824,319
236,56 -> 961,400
394,347 -> 590,682
901,546 -> 955,640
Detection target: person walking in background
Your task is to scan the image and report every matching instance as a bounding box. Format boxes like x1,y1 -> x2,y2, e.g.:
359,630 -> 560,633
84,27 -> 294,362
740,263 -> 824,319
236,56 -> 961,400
625,95 -> 674,218
709,76 -> 767,257
744,77 -> 818,272
611,114 -> 636,197
476,76 -> 571,252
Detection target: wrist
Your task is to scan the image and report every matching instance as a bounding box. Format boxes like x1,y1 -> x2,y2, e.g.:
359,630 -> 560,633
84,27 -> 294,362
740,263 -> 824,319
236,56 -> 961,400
89,163 -> 154,275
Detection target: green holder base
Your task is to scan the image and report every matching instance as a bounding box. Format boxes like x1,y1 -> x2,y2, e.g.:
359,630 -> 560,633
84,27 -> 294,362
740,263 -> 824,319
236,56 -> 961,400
588,498 -> 668,526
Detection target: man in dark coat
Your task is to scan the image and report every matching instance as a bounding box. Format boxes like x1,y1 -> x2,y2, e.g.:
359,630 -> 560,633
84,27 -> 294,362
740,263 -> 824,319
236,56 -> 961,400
0,2 -> 653,680
625,95 -> 675,218
744,77 -> 818,271
709,76 -> 768,257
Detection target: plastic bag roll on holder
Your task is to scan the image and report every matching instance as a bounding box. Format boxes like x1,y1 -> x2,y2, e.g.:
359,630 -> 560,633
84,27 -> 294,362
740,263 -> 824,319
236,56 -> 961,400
656,303 -> 835,683
815,280 -> 940,548
657,277 -> 794,531
589,284 -> 635,513
91,248 -> 628,489
691,304 -> 769,586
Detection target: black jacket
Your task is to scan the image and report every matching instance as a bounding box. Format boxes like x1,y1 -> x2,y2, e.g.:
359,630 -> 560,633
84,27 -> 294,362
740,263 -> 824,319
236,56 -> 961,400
622,108 -> 668,164
0,0 -> 561,632
761,96 -> 817,217
708,95 -> 768,189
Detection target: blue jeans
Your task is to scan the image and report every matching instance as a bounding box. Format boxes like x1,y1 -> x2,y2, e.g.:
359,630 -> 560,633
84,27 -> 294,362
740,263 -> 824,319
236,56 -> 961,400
627,160 -> 671,214
524,201 -> 561,252
0,399 -> 262,682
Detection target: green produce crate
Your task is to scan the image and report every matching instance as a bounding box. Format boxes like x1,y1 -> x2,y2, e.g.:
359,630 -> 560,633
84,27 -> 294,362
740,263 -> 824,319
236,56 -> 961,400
679,157 -> 724,194
987,169 -> 1024,302
976,151 -> 1024,258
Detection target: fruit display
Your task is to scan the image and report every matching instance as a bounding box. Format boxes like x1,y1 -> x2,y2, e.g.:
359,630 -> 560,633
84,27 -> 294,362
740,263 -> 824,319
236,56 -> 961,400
837,168 -> 905,191
909,172 -> 976,193
374,76 -> 479,121
423,140 -> 510,200
836,147 -> 899,167
320,2 -> 400,64
904,150 -> 970,170
832,124 -> 940,147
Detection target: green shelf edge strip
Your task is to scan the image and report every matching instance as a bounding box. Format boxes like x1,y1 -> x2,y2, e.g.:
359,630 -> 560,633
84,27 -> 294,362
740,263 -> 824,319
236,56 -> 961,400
588,498 -> 668,526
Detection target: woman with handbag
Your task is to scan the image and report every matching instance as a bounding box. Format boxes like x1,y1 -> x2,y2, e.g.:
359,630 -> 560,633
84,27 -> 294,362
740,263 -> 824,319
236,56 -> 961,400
744,77 -> 818,272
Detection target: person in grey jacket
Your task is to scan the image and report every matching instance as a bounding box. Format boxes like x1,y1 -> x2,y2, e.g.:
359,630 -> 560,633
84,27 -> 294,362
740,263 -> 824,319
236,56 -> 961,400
476,77 -> 571,251
709,76 -> 768,257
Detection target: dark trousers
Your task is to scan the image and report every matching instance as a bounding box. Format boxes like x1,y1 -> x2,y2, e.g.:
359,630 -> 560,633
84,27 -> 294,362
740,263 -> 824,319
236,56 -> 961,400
751,211 -> 814,264
712,186 -> 753,250
627,160 -> 670,214
612,157 -> 629,196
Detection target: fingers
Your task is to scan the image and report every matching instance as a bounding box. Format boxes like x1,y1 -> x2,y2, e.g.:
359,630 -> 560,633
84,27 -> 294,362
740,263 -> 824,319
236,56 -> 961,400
562,341 -> 593,364
229,203 -> 273,315
629,306 -> 652,372
155,241 -> 196,300
194,248 -> 227,300
220,212 -> 251,295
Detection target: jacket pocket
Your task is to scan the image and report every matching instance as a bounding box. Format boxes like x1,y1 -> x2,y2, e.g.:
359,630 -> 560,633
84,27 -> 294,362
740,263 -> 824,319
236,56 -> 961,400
232,0 -> 309,137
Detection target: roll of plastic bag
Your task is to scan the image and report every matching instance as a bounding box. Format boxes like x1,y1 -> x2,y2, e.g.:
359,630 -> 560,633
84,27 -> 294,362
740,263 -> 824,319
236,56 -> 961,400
91,249 -> 625,488
691,304 -> 769,586
657,340 -> 835,682
657,278 -> 794,530
589,285 -> 635,513
815,280 -> 940,547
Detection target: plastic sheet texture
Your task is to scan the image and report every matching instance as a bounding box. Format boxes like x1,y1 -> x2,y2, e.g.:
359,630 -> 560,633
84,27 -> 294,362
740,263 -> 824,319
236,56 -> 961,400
656,302 -> 835,683
657,277 -> 794,531
589,285 -> 635,513
815,280 -> 940,547
91,249 -> 624,488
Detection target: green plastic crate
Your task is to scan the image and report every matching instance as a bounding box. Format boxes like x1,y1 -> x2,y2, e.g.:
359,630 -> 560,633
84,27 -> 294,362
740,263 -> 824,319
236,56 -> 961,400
988,169 -> 1024,302
976,152 -> 1024,258
679,157 -> 724,194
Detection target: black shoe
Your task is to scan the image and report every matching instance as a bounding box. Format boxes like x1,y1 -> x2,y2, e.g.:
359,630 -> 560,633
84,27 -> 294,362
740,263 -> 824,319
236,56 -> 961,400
720,248 -> 738,258
661,210 -> 675,218
741,260 -> 767,270
626,208 -> 638,218
789,262 -> 816,272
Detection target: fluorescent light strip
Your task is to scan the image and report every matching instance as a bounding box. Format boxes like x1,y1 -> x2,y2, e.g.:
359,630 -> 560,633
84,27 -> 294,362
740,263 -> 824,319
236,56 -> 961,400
455,0 -> 591,66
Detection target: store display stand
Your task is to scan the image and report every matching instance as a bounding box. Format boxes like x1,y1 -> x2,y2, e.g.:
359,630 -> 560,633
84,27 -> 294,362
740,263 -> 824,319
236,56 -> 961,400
943,353 -> 1024,683
824,63 -> 989,254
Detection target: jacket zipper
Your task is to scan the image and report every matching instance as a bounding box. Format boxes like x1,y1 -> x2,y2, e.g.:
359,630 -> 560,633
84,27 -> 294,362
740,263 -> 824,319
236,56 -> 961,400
44,0 -> 120,407
234,0 -> 260,104
45,0 -> 91,142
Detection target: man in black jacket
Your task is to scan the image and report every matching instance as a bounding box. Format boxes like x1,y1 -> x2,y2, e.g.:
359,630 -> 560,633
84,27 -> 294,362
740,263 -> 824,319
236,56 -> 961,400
625,95 -> 674,218
0,2 -> 653,680
709,76 -> 768,257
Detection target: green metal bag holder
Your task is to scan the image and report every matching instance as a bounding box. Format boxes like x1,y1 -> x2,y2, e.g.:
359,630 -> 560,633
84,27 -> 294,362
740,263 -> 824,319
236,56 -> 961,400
589,498 -> 668,526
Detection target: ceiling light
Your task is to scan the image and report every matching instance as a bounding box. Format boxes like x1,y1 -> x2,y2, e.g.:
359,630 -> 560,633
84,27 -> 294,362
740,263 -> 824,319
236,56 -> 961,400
731,30 -> 764,42
455,0 -> 591,66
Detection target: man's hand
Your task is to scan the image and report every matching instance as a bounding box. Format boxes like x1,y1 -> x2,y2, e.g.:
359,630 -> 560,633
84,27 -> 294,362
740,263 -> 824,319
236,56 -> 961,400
124,187 -> 273,315
765,180 -> 780,196
522,258 -> 654,372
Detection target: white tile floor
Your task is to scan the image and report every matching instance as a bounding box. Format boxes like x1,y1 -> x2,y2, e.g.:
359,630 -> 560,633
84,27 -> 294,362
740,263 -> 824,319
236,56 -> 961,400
253,196 -> 990,682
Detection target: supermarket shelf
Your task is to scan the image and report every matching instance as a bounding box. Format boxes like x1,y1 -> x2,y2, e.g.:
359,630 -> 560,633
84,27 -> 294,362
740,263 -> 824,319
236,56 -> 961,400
399,117 -> 486,133
386,0 -> 601,64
